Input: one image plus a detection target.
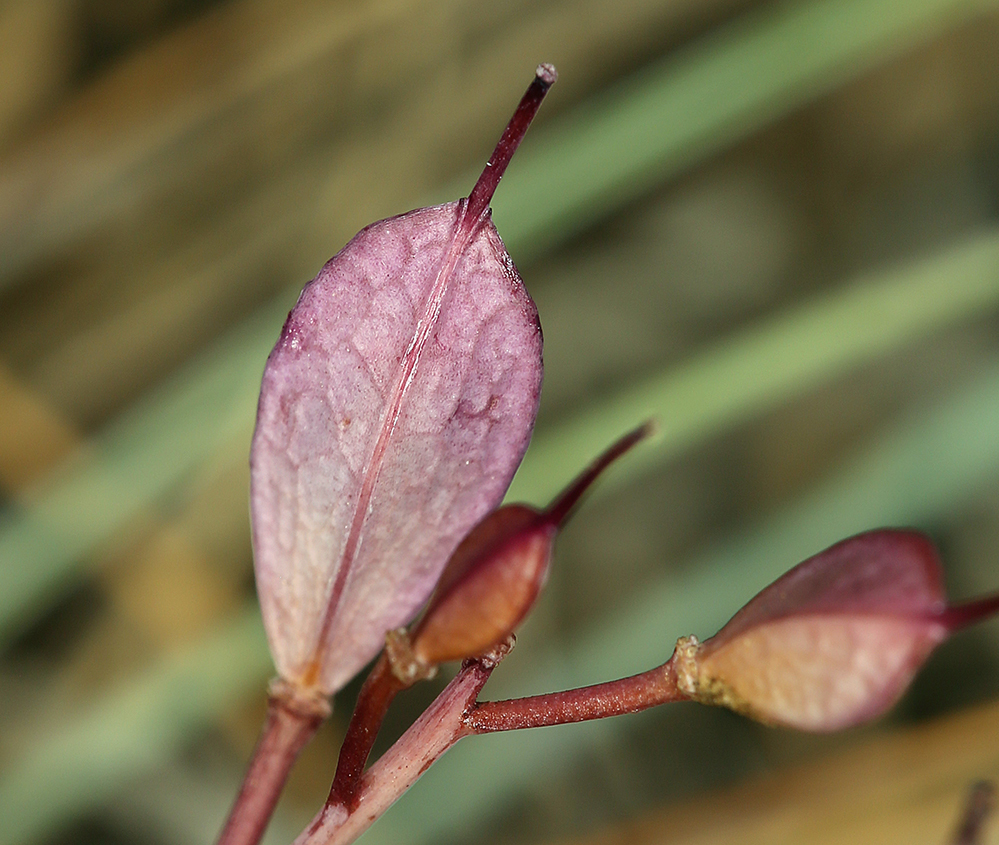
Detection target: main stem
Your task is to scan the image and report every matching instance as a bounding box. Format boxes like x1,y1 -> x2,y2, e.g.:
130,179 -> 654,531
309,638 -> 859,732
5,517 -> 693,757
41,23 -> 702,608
217,684 -> 330,845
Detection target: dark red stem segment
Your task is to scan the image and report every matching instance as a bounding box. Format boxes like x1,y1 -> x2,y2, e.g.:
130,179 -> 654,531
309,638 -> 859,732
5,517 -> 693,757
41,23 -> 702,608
544,421 -> 655,527
939,593 -> 999,632
326,656 -> 404,808
216,691 -> 328,845
466,657 -> 688,733
951,781 -> 996,845
464,63 -> 557,224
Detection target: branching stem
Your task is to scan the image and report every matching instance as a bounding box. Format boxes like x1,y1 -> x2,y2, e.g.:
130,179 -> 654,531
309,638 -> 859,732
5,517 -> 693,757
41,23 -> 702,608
296,650 -> 691,845
468,655 -> 688,733
295,661 -> 494,845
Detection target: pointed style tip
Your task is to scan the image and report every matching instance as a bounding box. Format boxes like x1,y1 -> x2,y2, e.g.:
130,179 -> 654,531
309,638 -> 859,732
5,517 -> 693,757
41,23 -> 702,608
465,65 -> 557,221
940,592 -> 999,632
536,63 -> 558,87
544,421 -> 654,528
617,419 -> 656,453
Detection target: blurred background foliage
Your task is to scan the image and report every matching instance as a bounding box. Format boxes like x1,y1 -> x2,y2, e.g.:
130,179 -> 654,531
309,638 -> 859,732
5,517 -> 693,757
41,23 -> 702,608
3,0 -> 999,843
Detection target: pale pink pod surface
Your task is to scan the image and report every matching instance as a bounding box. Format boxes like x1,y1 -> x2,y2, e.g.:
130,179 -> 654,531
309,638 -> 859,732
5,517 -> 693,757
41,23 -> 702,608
250,203 -> 542,696
675,530 -> 951,731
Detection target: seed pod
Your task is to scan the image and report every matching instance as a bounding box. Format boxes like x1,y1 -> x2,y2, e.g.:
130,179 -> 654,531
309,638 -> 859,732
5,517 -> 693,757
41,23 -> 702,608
674,530 -> 953,731
411,422 -> 654,667
410,505 -> 552,665
250,67 -> 557,697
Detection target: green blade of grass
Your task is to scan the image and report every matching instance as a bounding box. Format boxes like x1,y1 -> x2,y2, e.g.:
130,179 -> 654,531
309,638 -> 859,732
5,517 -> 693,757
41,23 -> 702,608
507,227 -> 999,504
0,299 -> 291,644
489,0 -> 999,260
0,607 -> 272,845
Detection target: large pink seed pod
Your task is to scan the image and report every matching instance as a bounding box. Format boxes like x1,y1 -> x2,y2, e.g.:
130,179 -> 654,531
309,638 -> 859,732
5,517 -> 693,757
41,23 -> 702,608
250,68 -> 557,698
674,530 -> 954,731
